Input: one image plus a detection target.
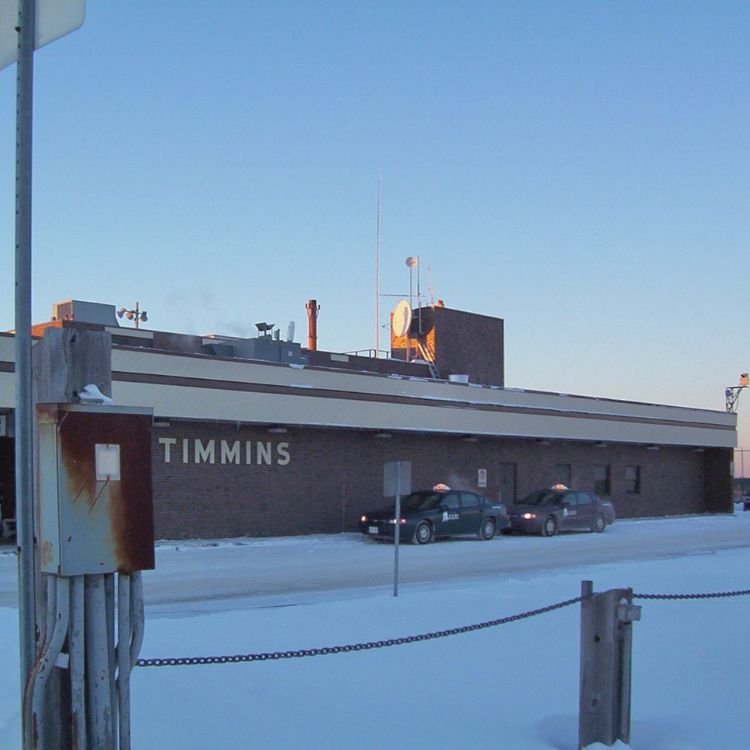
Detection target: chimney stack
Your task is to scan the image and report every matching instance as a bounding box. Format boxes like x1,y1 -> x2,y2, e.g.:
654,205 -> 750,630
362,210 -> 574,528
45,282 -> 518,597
305,299 -> 320,351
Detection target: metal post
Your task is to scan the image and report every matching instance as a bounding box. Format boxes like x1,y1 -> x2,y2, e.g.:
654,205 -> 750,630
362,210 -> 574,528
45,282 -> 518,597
393,479 -> 401,598
15,4 -> 38,737
85,575 -> 115,750
105,573 -> 118,742
384,461 -> 411,597
407,265 -> 413,361
578,581 -> 641,749
69,576 -> 87,750
117,574 -> 132,750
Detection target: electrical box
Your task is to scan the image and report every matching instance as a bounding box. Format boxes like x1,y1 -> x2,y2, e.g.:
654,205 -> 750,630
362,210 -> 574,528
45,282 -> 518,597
37,403 -> 155,576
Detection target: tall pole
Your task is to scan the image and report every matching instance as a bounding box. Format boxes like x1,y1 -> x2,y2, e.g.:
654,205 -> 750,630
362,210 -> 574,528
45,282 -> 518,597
416,254 -> 421,335
374,174 -> 380,358
15,0 -> 38,736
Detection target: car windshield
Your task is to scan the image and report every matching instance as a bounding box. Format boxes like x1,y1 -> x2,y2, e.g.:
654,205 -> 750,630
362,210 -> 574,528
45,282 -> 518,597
518,490 -> 565,506
402,491 -> 448,511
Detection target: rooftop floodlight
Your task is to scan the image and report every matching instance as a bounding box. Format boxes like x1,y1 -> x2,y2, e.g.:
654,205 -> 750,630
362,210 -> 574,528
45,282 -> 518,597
117,302 -> 148,329
726,373 -> 749,412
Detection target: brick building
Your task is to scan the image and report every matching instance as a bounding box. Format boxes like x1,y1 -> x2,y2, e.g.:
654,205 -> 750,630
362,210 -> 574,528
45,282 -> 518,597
0,300 -> 736,540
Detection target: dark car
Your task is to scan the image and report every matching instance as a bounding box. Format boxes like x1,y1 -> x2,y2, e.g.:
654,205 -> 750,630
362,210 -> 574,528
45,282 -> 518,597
506,486 -> 615,537
359,486 -> 510,544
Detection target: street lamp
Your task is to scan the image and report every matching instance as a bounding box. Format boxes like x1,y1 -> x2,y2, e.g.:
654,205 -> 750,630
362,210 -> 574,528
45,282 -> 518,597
117,302 -> 148,329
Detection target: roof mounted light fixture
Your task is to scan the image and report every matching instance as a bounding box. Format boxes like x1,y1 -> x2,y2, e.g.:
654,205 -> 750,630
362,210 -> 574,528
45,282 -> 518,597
725,373 -> 749,413
255,322 -> 274,337
117,302 -> 148,329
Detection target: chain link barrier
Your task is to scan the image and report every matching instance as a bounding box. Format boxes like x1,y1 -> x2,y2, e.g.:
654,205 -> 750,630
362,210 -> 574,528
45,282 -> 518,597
634,587 -> 750,601
134,586 -> 750,669
135,594 -> 582,669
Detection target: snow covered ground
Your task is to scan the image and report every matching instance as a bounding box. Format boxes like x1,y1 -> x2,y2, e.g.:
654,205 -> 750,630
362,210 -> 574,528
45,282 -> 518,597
1,514 -> 749,749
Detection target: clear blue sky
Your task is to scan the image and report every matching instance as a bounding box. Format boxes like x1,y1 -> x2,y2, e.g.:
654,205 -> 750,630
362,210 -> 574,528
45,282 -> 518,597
1,2 -> 748,454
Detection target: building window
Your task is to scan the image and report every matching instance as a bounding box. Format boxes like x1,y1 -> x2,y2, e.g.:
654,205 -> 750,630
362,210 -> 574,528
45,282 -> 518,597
554,463 -> 571,487
594,465 -> 611,496
625,465 -> 641,494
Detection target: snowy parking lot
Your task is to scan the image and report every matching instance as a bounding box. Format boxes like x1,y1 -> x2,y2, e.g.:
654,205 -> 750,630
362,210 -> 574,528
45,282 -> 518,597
1,513 -> 749,748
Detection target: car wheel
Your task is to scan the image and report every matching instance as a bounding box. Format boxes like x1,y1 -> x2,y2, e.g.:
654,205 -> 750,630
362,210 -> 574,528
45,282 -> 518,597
479,517 -> 496,541
413,521 -> 433,545
541,516 -> 557,537
593,514 -> 606,533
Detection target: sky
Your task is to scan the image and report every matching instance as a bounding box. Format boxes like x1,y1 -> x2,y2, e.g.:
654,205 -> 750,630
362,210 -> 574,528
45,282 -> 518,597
1,514 -> 750,748
0,2 -> 748,449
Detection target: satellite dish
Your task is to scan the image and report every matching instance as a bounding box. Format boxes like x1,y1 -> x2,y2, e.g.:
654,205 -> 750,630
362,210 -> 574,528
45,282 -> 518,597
287,321 -> 295,342
392,300 -> 412,337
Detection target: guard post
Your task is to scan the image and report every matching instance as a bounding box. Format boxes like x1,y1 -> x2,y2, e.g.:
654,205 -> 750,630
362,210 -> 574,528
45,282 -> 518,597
578,580 -> 641,749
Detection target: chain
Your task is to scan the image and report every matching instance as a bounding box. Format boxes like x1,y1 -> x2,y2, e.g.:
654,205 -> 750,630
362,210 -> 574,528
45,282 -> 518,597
634,587 -> 750,601
135,587 -> 750,669
135,595 -> 582,669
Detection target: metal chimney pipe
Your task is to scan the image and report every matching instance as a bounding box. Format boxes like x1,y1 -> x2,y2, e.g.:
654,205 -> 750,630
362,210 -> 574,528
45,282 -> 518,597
305,299 -> 320,351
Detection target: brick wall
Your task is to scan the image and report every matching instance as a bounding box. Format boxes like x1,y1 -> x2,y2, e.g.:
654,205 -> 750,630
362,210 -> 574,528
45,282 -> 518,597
390,305 -> 504,386
150,422 -> 718,540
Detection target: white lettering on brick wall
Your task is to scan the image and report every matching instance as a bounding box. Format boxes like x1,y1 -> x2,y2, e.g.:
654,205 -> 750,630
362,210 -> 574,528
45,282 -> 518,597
158,438 -> 291,466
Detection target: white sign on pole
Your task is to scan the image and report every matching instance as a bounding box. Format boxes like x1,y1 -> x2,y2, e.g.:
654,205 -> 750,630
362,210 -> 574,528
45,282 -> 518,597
383,461 -> 412,598
477,468 -> 487,488
0,0 -> 85,70
383,461 -> 411,497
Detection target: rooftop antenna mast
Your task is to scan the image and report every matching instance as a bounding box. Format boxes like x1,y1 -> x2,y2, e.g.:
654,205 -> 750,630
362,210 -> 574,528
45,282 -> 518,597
406,254 -> 421,326
374,172 -> 381,358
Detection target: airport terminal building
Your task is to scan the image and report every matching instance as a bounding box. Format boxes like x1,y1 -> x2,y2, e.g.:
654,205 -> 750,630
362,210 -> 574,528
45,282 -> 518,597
0,299 -> 736,540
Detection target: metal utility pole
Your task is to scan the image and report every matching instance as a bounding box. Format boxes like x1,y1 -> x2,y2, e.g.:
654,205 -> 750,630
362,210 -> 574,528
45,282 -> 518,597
15,0 -> 38,711
1,3 -> 86,745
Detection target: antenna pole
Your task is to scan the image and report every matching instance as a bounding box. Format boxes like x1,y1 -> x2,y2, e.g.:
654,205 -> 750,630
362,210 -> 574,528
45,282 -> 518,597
416,255 -> 422,334
374,173 -> 381,358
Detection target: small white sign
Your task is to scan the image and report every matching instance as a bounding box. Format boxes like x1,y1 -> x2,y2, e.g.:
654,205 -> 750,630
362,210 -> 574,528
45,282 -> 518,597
95,443 -> 121,481
477,468 -> 487,488
0,0 -> 86,70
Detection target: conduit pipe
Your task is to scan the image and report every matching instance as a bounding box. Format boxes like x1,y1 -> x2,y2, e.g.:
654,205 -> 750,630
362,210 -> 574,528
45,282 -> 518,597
117,574 -> 132,750
70,576 -> 87,750
30,576 -> 70,749
129,572 -> 145,667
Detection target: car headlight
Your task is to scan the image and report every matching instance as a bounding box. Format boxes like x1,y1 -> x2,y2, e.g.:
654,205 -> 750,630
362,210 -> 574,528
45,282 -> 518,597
360,515 -> 368,523
387,518 -> 407,525
522,512 -> 536,520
